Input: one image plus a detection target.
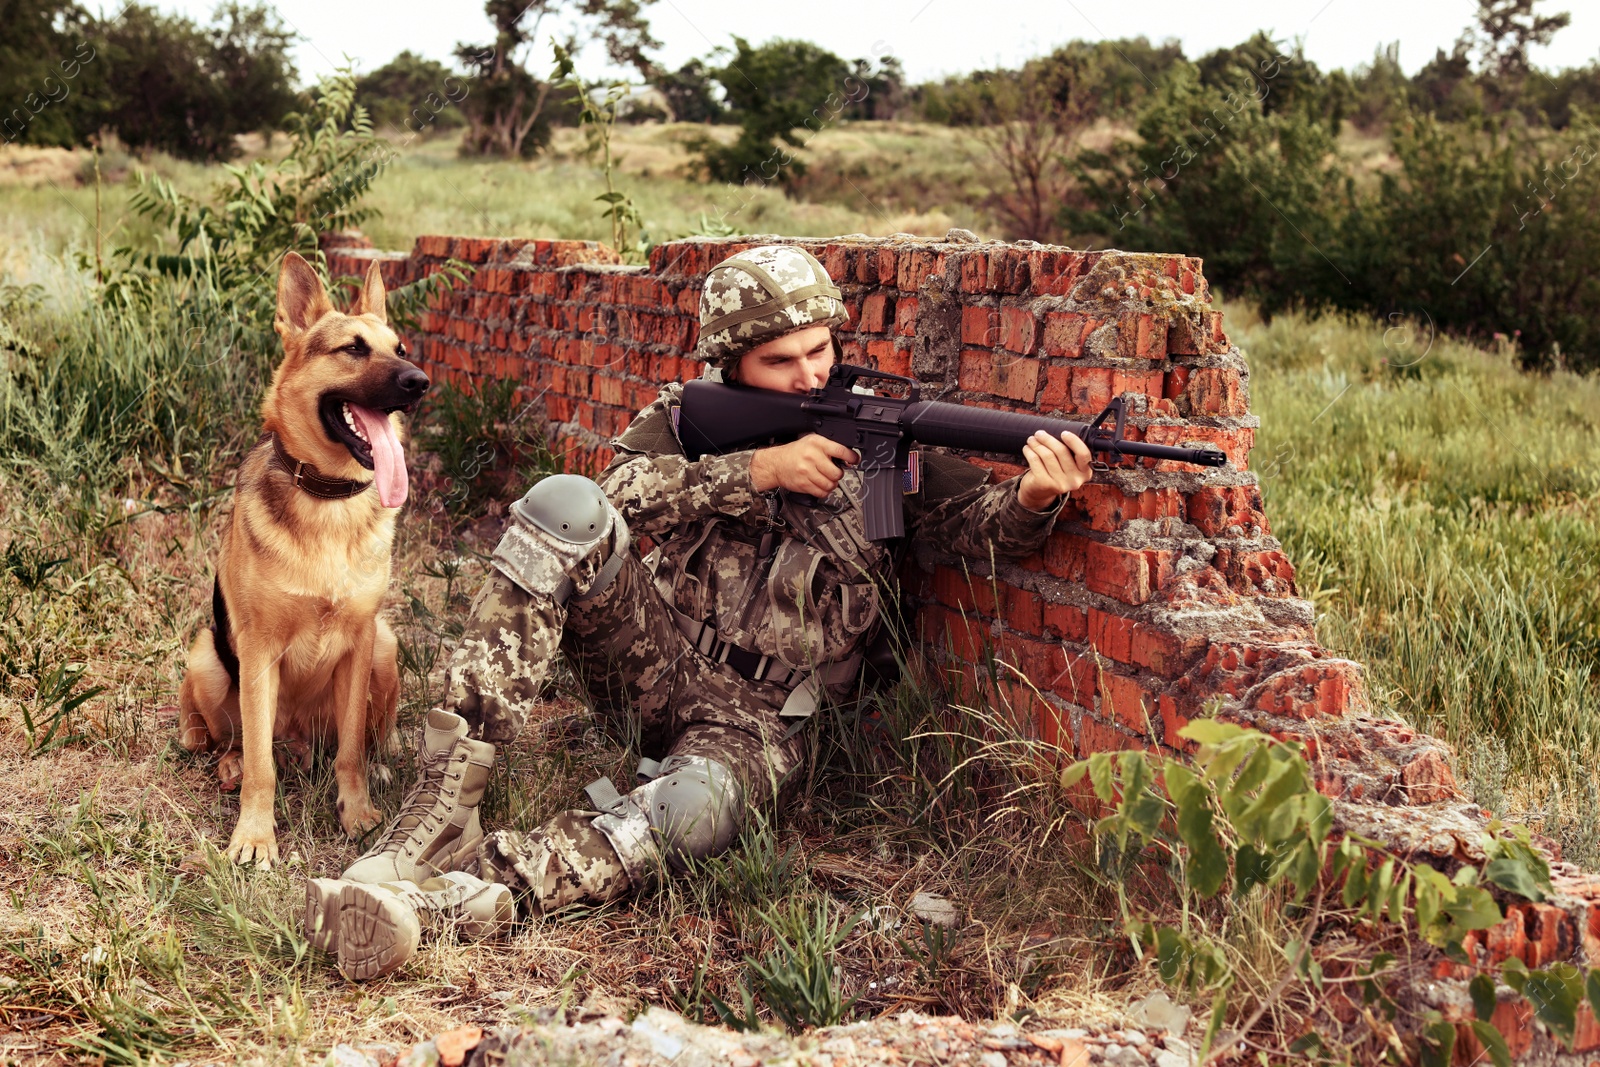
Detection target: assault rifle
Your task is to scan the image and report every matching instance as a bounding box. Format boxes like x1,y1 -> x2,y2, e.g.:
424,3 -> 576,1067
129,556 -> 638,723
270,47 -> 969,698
675,363 -> 1228,541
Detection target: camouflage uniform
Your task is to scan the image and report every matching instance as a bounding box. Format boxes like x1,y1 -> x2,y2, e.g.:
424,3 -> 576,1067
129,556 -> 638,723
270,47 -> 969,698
443,246 -> 1064,915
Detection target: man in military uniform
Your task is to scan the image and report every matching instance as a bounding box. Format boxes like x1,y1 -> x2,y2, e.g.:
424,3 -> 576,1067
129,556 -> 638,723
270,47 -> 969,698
303,245 -> 1093,979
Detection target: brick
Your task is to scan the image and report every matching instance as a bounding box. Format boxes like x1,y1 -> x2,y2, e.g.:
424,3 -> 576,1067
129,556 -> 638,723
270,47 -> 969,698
959,252 -> 991,292
897,249 -> 941,290
1158,694 -> 1190,751
958,349 -> 1040,403
1001,307 -> 1038,354
1001,584 -> 1043,634
1078,716 -> 1138,756
868,340 -> 910,378
861,292 -> 893,333
1523,902 -> 1569,967
1055,651 -> 1097,706
1185,367 -> 1247,416
1041,312 -> 1088,357
1134,314 -> 1167,360
1088,608 -> 1135,663
1187,485 -> 1266,537
1043,533 -> 1089,582
1103,672 -> 1153,733
1142,424 -> 1254,471
1131,628 -> 1188,677
1068,367 -> 1114,413
876,246 -> 897,285
1074,484 -> 1181,533
1084,541 -> 1152,605
893,296 -> 918,336
1039,701 -> 1075,755
933,565 -> 998,616
962,306 -> 1000,346
1043,602 -> 1088,641
1029,250 -> 1084,296
1039,366 -> 1071,411
1112,369 -> 1165,399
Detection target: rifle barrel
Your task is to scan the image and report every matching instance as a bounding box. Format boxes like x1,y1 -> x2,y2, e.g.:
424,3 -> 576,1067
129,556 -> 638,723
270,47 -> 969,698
901,401 -> 1227,467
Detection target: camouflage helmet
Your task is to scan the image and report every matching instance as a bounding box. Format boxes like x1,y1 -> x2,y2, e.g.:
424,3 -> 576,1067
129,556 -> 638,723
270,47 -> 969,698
696,245 -> 848,374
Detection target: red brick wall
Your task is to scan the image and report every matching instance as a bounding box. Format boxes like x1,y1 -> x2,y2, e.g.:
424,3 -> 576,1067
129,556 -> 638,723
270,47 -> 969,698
324,232 -> 1448,805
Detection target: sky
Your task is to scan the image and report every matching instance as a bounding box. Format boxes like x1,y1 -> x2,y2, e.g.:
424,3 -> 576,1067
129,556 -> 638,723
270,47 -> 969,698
139,0 -> 1600,86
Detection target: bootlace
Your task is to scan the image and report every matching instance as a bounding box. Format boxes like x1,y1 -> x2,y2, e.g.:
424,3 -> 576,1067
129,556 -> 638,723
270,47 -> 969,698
370,749 -> 468,853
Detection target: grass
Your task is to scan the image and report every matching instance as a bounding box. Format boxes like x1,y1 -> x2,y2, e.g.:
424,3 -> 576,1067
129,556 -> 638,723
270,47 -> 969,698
0,122 -> 995,283
1238,303 -> 1600,853
1,119 -> 1598,1058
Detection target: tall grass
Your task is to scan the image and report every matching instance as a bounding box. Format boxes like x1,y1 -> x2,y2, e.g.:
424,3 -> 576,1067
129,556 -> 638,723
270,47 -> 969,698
1241,307 -> 1600,832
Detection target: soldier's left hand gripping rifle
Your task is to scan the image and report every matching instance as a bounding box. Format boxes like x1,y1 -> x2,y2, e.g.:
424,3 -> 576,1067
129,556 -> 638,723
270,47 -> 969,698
675,363 -> 1229,541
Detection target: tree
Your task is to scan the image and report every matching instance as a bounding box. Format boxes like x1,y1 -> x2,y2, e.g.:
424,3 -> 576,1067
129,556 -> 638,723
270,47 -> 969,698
1469,0 -> 1570,81
648,58 -> 724,123
974,59 -> 1091,243
97,2 -> 296,161
356,51 -> 467,138
455,0 -> 658,159
0,0 -> 98,147
691,37 -> 853,187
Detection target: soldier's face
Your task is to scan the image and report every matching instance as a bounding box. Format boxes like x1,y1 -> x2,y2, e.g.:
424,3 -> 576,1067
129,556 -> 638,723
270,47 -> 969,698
733,325 -> 834,394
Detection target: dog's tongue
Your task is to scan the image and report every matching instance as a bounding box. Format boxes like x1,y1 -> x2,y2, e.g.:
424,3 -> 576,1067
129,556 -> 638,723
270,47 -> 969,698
348,404 -> 408,508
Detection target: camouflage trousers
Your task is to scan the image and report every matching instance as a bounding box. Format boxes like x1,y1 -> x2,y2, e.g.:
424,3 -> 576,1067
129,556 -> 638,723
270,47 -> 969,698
442,536 -> 806,916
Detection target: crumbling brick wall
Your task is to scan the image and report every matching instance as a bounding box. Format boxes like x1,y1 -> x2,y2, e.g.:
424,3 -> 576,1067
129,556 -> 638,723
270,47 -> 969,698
324,232 -> 1454,806
325,229 -> 1600,1058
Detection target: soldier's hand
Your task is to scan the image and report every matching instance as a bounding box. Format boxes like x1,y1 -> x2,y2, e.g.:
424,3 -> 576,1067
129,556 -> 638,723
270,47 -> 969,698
750,434 -> 859,497
1018,429 -> 1092,510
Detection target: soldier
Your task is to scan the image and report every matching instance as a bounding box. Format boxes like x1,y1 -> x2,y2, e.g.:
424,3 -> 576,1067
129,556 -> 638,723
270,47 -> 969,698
303,245 -> 1093,979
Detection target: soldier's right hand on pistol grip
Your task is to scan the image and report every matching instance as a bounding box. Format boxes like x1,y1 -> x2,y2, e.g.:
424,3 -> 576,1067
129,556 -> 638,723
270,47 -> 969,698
750,434 -> 859,497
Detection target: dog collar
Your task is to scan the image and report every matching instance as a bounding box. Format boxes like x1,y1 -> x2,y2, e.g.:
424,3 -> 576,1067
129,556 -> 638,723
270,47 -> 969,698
268,433 -> 371,500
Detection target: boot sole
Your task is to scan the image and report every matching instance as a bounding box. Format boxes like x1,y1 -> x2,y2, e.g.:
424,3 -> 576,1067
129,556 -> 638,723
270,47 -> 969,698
333,883 -> 421,981
304,878 -> 343,956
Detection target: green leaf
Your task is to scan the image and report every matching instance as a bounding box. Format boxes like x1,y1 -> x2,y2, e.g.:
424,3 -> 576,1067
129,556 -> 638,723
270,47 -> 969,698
1483,857 -> 1547,902
1369,858 -> 1396,922
1167,764 -> 1227,898
1418,1013 -> 1456,1067
1059,761 -> 1089,789
1588,968 -> 1600,1024
1235,844 -> 1275,899
1198,989 -> 1228,1061
1178,719 -> 1246,746
1469,972 -> 1498,1021
1445,886 -> 1504,934
1468,1020 -> 1512,1067
1341,854 -> 1369,909
1501,957 -> 1529,993
1522,964 -> 1581,1048
1153,926 -> 1187,986
1289,839 -> 1322,900
1087,752 -> 1115,803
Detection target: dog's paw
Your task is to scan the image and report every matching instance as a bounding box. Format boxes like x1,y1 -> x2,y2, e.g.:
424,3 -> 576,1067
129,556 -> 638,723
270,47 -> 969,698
216,750 -> 244,792
370,762 -> 394,787
225,819 -> 279,869
337,796 -> 384,838
179,723 -> 211,753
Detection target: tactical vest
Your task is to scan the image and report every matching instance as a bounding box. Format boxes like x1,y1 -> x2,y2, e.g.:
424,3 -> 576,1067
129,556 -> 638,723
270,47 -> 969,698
645,467 -> 893,677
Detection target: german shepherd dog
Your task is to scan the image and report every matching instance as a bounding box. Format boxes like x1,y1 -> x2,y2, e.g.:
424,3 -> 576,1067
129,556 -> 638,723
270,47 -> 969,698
178,252 -> 429,867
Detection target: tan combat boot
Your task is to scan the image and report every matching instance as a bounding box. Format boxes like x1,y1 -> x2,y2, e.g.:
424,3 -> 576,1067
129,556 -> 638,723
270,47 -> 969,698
304,871 -> 515,981
342,709 -> 494,884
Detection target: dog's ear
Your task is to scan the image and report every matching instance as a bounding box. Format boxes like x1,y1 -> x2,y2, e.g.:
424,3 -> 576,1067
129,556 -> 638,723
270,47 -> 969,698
356,259 -> 388,325
275,252 -> 334,338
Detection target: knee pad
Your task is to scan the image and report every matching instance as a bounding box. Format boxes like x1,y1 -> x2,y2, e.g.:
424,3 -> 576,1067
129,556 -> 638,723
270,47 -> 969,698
491,474 -> 630,605
590,756 -> 745,885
